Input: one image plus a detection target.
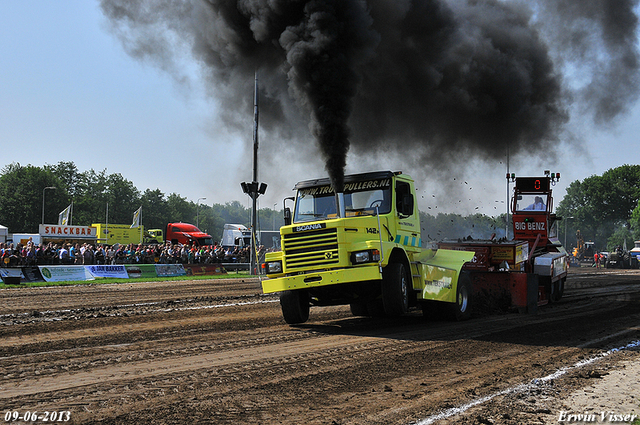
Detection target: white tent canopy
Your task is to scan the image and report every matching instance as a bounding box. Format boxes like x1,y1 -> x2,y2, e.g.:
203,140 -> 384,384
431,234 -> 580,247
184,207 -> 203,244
0,224 -> 8,243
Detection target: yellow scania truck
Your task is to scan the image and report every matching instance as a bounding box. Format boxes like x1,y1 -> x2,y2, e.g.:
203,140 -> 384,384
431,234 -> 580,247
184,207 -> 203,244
262,171 -> 475,324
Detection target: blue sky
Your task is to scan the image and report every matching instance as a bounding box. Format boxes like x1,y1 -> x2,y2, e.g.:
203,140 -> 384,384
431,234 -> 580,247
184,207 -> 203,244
2,1 -> 640,220
1,1 -> 241,208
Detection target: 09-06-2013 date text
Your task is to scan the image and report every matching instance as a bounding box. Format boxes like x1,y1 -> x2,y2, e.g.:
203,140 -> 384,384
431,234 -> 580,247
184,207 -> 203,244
4,411 -> 71,422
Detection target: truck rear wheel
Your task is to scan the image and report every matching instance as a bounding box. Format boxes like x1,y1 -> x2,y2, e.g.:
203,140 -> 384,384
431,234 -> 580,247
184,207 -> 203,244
367,299 -> 386,317
280,289 -> 310,324
350,302 -> 369,317
382,263 -> 410,317
449,272 -> 473,321
551,277 -> 565,302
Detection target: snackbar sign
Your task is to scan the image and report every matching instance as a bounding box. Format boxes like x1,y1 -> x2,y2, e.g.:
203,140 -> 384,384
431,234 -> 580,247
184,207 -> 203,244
39,224 -> 97,239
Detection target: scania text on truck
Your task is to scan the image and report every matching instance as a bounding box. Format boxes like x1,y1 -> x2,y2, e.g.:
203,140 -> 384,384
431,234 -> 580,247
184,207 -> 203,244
262,171 -> 475,324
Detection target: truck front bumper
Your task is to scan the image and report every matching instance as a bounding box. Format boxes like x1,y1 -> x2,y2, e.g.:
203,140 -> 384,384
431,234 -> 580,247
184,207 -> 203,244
262,265 -> 382,293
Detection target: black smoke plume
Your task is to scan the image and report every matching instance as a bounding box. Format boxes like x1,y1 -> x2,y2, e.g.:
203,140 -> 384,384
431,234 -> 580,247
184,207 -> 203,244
100,0 -> 640,190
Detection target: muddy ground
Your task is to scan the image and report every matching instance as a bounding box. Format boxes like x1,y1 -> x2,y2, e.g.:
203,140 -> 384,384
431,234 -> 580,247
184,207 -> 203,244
1,267 -> 639,424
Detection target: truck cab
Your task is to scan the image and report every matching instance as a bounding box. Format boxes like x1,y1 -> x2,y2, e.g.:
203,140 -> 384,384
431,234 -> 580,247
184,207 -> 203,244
512,176 -> 559,250
166,223 -> 213,246
511,173 -> 568,301
221,224 -> 252,248
264,171 -> 416,281
145,229 -> 164,244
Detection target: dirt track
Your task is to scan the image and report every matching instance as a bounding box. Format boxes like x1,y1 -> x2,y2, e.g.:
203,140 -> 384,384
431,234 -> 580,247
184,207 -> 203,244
1,268 -> 639,424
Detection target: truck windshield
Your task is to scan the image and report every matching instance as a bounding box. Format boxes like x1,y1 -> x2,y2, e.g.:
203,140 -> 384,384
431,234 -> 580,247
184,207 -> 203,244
515,194 -> 549,212
293,181 -> 392,223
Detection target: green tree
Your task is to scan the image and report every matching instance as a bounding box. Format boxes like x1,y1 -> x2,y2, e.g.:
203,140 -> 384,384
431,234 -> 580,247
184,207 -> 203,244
629,200 -> 640,242
105,173 -> 141,225
557,165 -> 640,250
140,189 -> 168,230
419,211 -> 507,243
0,163 -> 67,232
213,201 -> 250,225
72,169 -> 110,226
195,203 -> 213,234
166,193 -> 192,223
45,161 -> 82,197
607,225 -> 634,251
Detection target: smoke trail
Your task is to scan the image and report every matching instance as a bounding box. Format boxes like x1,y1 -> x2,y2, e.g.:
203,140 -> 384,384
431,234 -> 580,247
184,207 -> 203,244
278,0 -> 378,191
348,0 -> 569,169
100,0 -> 640,187
536,0 -> 640,124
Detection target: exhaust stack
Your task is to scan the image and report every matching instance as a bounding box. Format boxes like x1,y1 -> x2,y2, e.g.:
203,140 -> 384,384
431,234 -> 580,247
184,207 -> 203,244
335,193 -> 346,218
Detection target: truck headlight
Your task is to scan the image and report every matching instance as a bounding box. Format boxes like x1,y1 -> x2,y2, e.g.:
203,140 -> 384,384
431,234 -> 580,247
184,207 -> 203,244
351,249 -> 380,264
266,261 -> 283,273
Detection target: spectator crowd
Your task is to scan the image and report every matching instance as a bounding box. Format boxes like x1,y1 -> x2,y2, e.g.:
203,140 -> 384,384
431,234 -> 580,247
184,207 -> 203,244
0,240 -> 269,267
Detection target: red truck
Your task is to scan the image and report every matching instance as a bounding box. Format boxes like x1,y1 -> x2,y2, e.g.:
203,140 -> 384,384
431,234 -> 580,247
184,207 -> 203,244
166,222 -> 214,246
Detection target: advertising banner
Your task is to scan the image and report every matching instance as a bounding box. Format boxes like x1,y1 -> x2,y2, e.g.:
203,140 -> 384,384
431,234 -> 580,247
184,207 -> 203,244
38,266 -> 94,282
124,265 -> 157,279
155,264 -> 187,277
0,268 -> 24,278
0,268 -> 24,284
21,266 -> 45,282
86,265 -> 129,279
183,264 -> 226,275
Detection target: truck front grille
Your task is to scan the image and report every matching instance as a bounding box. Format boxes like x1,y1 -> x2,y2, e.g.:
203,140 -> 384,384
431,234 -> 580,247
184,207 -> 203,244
283,228 -> 339,271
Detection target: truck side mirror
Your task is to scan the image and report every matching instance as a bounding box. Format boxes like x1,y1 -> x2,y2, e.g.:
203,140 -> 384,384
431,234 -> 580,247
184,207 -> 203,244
284,207 -> 292,226
400,194 -> 414,216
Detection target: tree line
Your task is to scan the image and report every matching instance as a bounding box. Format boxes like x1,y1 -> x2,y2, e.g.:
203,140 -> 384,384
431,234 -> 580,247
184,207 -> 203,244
1,161 -> 639,252
0,161 -> 281,242
557,164 -> 640,252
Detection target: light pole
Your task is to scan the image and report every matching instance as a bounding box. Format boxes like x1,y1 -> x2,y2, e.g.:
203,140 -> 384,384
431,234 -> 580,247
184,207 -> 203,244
273,203 -> 277,230
564,216 -> 575,250
42,186 -> 56,225
506,172 -> 515,239
196,197 -> 206,229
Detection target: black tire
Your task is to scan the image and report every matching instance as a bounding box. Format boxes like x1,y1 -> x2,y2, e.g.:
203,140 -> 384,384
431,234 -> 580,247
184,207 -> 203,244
366,298 -> 386,317
350,302 -> 369,317
551,277 -> 565,302
558,277 -> 565,299
420,300 -> 443,320
382,263 -> 410,317
280,290 -> 310,324
449,272 -> 473,321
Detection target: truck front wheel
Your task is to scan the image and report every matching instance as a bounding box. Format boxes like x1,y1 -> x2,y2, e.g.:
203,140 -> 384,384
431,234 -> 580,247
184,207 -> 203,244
280,289 -> 310,324
382,263 -> 410,317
